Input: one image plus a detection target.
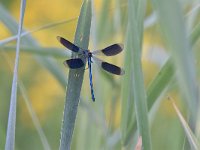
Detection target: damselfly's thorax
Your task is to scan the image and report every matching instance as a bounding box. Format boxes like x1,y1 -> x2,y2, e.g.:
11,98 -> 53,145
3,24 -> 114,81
80,49 -> 93,60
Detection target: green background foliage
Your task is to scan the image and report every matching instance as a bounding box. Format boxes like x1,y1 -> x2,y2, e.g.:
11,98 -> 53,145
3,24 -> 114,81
0,0 -> 200,149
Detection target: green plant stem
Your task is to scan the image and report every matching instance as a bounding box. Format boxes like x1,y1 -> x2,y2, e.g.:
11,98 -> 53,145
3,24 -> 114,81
59,0 -> 92,150
128,0 -> 152,149
122,13 -> 200,146
5,0 -> 26,149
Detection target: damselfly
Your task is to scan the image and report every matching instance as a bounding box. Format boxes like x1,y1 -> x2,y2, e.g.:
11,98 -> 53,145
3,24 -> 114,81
57,36 -> 125,101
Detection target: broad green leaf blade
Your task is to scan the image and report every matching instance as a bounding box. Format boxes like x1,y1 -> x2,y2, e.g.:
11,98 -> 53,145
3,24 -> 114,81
121,25 -> 135,146
124,5 -> 200,147
5,0 -> 26,149
170,98 -> 200,150
151,0 -> 198,122
147,59 -> 174,109
59,0 -> 92,150
121,0 -> 152,149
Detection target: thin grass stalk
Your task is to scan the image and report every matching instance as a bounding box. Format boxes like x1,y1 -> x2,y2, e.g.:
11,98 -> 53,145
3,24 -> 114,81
121,24 -> 135,146
59,0 -> 92,150
169,98 -> 200,150
5,0 -> 26,149
0,46 -> 70,58
2,51 -> 51,150
0,17 -> 77,46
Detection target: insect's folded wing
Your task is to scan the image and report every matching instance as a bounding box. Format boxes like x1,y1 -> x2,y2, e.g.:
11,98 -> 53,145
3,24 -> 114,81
57,36 -> 80,52
63,58 -> 84,69
93,56 -> 125,75
92,44 -> 124,56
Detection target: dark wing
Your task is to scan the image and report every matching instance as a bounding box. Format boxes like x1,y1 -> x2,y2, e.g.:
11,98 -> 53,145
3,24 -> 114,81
101,62 -> 125,75
63,58 -> 84,69
92,44 -> 123,56
57,36 -> 80,53
93,56 -> 125,75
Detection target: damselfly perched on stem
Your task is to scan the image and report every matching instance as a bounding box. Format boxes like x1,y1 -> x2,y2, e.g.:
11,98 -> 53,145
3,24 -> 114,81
57,36 -> 125,101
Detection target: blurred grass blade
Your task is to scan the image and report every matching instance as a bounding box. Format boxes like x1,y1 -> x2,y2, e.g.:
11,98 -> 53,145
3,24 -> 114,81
0,4 -> 67,90
106,130 -> 121,148
144,12 -> 157,28
120,4 -> 200,146
0,5 -> 19,35
121,25 -> 135,146
113,0 -> 122,32
19,83 -> 51,150
190,22 -> 200,45
129,0 -> 152,148
0,17 -> 77,46
59,0 -> 91,150
147,60 -> 174,109
1,46 -> 70,58
121,0 -> 152,149
147,17 -> 200,111
151,0 -> 198,123
96,0 -> 111,42
2,51 -> 51,150
5,0 -> 26,150
169,98 -> 200,150
146,3 -> 200,113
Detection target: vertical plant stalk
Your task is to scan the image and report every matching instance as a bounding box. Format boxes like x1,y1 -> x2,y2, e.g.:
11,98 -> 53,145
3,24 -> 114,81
5,0 -> 26,150
59,0 -> 92,150
121,5 -> 200,147
121,25 -> 135,145
128,0 -> 152,149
